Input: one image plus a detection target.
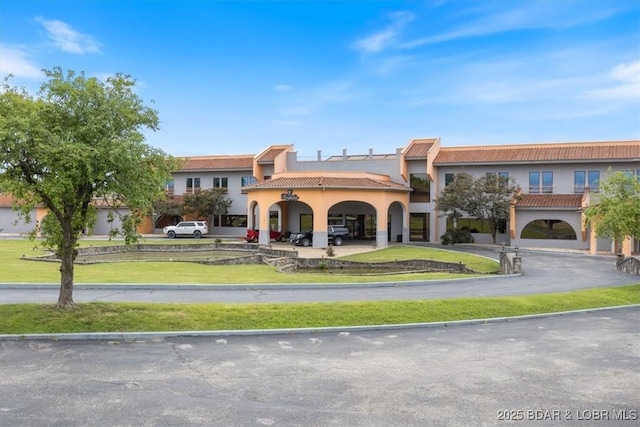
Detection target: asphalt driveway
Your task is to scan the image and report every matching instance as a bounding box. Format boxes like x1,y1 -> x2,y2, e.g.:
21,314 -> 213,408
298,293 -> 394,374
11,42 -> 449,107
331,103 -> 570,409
1,307 -> 638,426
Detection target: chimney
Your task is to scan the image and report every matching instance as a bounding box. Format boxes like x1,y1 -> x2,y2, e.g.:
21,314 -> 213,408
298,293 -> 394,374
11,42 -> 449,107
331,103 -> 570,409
317,150 -> 322,161
368,148 -> 373,159
342,149 -> 347,160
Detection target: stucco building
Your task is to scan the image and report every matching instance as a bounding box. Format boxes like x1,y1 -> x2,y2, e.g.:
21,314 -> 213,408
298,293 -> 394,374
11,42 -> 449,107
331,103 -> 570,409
2,138 -> 639,255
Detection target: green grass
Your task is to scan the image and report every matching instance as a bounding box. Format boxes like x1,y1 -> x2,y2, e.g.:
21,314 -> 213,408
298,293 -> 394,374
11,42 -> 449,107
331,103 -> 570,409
341,246 -> 498,273
0,239 -> 497,284
1,285 -> 638,334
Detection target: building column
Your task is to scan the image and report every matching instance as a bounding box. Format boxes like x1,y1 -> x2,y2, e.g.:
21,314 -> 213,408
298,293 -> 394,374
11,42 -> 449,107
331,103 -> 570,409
376,207 -> 388,248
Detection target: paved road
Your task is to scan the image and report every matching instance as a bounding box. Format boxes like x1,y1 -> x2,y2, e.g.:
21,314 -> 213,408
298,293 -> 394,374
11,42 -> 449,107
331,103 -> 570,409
1,307 -> 638,426
1,247 -> 636,304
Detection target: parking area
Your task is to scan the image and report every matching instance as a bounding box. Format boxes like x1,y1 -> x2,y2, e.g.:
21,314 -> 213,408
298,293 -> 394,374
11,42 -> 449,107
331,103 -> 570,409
1,307 -> 638,426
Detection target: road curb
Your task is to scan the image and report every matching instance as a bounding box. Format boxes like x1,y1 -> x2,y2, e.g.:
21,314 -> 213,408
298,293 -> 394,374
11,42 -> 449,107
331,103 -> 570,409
1,304 -> 638,341
0,273 -> 519,291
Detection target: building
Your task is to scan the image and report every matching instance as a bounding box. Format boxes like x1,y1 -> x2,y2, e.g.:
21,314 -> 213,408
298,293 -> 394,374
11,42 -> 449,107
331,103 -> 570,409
2,138 -> 639,255
168,139 -> 639,255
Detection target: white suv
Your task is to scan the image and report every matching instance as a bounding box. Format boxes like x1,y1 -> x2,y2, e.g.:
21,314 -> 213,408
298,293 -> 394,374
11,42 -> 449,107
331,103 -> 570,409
163,221 -> 208,239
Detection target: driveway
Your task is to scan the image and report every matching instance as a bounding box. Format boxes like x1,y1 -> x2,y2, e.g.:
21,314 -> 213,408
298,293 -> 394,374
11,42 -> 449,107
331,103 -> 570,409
1,307 -> 638,426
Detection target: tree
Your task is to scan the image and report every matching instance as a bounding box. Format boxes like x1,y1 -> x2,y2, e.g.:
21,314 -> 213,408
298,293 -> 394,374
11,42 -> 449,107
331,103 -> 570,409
583,171 -> 640,244
436,172 -> 519,244
0,68 -> 178,308
154,196 -> 185,226
183,188 -> 231,226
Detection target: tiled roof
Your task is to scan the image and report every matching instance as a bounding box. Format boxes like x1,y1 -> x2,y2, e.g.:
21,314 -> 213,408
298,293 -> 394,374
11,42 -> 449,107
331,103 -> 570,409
244,176 -> 409,191
178,155 -> 254,171
434,141 -> 640,164
257,147 -> 286,163
404,138 -> 437,158
515,194 -> 583,208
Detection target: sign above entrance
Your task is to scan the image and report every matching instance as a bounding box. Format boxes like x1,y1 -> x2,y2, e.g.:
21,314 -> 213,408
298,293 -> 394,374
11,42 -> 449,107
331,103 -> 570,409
281,189 -> 299,201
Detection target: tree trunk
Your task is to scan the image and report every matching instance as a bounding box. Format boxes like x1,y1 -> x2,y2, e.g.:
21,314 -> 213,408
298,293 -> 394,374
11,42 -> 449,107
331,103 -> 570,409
57,234 -> 77,308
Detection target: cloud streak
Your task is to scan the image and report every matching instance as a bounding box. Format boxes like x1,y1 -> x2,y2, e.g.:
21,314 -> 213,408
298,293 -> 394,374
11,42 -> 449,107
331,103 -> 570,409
36,17 -> 101,54
0,44 -> 42,79
353,11 -> 414,54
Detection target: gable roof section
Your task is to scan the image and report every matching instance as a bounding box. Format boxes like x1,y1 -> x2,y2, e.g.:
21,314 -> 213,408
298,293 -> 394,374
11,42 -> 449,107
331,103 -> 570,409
515,194 -> 583,209
404,138 -> 438,158
178,155 -> 254,171
256,145 -> 293,164
243,176 -> 409,191
434,141 -> 640,164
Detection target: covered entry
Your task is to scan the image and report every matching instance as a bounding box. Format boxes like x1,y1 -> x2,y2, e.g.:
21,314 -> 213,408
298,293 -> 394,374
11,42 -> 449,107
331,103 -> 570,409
243,172 -> 410,248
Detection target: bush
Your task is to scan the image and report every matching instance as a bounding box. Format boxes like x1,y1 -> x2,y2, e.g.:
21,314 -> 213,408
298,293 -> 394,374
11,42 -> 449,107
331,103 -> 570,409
441,229 -> 475,245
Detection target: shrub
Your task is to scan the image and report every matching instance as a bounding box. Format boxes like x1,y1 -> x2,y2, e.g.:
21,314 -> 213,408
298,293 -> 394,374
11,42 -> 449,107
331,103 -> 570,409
441,228 -> 475,245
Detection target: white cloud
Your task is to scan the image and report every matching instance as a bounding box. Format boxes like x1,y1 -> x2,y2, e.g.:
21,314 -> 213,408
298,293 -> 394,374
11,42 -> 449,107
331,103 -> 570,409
0,44 -> 42,79
354,11 -> 415,54
584,60 -> 640,101
402,2 -> 627,49
278,80 -> 359,117
36,17 -> 101,54
274,84 -> 292,92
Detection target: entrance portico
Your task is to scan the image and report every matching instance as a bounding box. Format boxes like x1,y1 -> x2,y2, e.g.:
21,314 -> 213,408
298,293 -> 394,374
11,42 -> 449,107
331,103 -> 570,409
243,172 -> 411,248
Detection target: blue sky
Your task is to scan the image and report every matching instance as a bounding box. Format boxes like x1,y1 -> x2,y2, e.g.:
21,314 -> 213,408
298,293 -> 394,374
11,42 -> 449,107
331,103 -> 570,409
1,1 -> 639,157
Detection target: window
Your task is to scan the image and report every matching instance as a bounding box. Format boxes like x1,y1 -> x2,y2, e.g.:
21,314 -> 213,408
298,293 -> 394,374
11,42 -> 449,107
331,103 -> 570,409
486,172 -> 509,188
637,170 -> 640,182
529,171 -> 553,193
574,171 -> 585,193
410,173 -> 430,203
444,173 -> 455,186
446,218 -> 506,234
186,177 -> 200,194
588,171 -> 600,192
529,172 -> 540,193
328,214 -> 344,225
542,171 -> 553,193
213,177 -> 228,193
241,176 -> 257,187
166,181 -> 175,195
221,215 -> 247,227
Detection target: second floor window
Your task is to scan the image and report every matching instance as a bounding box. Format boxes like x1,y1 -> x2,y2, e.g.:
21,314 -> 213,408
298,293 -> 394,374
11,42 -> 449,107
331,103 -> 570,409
529,171 -> 553,193
588,171 -> 600,192
444,173 -> 455,186
410,173 -> 430,203
574,171 -> 585,193
241,176 -> 257,187
186,177 -> 200,194
213,177 -> 228,193
529,172 -> 540,193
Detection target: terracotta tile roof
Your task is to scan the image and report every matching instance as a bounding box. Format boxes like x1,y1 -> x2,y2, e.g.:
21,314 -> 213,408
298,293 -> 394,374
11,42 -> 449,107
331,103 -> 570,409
434,141 -> 640,164
404,138 -> 438,158
257,147 -> 286,163
178,155 -> 254,171
244,176 -> 409,191
515,194 -> 583,209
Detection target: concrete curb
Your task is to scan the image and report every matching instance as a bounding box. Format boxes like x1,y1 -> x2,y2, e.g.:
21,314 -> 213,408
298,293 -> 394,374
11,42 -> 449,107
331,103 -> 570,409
1,304 -> 638,341
0,273 -> 519,291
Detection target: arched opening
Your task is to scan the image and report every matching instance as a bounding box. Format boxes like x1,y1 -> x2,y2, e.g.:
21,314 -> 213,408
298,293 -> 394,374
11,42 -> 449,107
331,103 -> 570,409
521,219 -> 577,240
328,200 -> 377,241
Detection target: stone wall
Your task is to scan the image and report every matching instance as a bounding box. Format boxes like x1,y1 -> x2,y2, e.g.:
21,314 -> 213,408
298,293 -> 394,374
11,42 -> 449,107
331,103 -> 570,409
292,258 -> 474,274
616,257 -> 640,276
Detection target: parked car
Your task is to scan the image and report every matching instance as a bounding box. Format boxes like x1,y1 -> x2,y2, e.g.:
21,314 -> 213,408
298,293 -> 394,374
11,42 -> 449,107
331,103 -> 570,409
246,229 -> 288,243
290,226 -> 349,246
163,221 -> 208,239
